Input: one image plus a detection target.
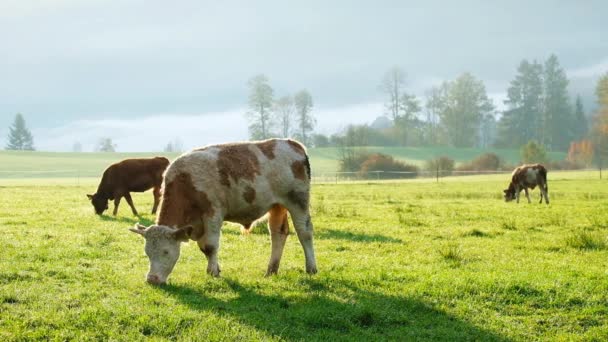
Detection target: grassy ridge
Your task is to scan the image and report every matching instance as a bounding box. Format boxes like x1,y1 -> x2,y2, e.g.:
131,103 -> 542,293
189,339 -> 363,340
1,174 -> 607,340
0,146 -> 566,178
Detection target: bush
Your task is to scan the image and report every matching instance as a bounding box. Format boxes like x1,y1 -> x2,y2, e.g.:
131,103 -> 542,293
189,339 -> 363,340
567,140 -> 594,167
338,151 -> 371,172
521,141 -> 548,164
425,156 -> 455,176
546,159 -> 584,170
358,153 -> 419,179
456,153 -> 502,171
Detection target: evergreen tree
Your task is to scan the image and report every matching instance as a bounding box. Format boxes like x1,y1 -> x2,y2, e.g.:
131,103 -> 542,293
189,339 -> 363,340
543,54 -> 572,150
572,95 -> 588,140
498,60 -> 544,147
6,113 -> 35,151
591,72 -> 608,168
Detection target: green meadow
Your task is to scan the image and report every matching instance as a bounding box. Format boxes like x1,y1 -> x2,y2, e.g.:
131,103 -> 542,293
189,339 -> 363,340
1,161 -> 608,340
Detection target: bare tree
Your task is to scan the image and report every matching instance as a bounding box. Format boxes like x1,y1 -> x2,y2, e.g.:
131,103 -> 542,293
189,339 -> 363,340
380,66 -> 406,122
294,90 -> 315,145
246,74 -> 274,140
274,95 -> 294,138
164,138 -> 184,152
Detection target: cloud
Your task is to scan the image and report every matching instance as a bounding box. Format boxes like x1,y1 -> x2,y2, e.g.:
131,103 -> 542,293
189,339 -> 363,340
568,59 -> 608,79
31,102 -> 385,151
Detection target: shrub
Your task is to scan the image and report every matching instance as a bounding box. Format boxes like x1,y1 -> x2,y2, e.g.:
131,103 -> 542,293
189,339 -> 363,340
546,159 -> 584,170
338,151 -> 371,172
567,140 -> 594,167
521,140 -> 548,164
425,156 -> 455,176
456,153 -> 502,172
358,153 -> 419,179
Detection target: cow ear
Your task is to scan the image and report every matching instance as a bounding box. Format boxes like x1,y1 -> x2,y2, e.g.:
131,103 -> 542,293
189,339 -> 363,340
129,227 -> 146,236
136,223 -> 147,230
173,226 -> 193,242
87,194 -> 93,201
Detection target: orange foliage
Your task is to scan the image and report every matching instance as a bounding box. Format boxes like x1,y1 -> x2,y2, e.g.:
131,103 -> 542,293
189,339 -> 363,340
567,140 -> 594,167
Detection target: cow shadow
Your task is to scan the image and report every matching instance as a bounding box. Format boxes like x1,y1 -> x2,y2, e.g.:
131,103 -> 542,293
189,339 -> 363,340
317,229 -> 403,244
159,278 -> 509,341
98,214 -> 154,226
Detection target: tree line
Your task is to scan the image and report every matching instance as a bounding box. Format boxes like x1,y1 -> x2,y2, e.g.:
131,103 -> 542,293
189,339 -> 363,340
317,54 -> 592,154
245,74 -> 316,145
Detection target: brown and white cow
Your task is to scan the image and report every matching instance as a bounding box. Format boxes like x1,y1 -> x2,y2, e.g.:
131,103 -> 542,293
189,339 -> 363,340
129,139 -> 317,285
503,164 -> 549,204
87,157 -> 170,216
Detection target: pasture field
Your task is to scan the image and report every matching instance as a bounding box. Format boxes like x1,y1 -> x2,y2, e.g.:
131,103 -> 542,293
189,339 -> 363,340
1,173 -> 608,341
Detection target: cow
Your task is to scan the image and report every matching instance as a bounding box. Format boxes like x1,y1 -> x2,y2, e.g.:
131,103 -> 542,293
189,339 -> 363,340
129,139 -> 318,285
503,164 -> 549,204
87,157 -> 170,216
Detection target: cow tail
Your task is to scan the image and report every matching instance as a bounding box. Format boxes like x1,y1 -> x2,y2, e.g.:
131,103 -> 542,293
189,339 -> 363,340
304,153 -> 311,181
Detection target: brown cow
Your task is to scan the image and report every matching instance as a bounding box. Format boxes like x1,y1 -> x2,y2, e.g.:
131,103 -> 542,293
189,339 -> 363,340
87,157 -> 170,216
503,164 -> 549,204
129,139 -> 317,285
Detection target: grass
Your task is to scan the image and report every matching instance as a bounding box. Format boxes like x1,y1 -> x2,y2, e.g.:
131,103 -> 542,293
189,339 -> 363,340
1,173 -> 608,340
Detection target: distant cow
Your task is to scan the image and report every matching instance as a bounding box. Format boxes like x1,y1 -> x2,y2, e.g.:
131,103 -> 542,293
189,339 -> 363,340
129,139 -> 318,285
503,164 -> 549,204
87,157 -> 170,216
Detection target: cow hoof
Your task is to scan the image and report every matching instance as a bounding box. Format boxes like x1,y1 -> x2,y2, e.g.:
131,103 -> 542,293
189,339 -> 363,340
207,265 -> 221,277
306,266 -> 318,275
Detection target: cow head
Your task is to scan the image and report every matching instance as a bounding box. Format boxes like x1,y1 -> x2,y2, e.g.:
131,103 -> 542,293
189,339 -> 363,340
503,184 -> 516,202
87,193 -> 109,215
129,223 -> 193,285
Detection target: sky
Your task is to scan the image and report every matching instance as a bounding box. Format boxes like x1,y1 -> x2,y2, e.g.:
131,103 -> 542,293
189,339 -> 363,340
1,0 -> 607,151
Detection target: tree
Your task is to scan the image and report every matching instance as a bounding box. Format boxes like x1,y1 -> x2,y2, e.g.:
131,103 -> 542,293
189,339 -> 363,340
164,138 -> 184,153
543,54 -> 572,150
6,113 -> 35,151
395,92 -> 421,145
274,95 -> 294,138
521,140 -> 548,164
424,87 -> 445,145
312,133 -> 330,148
498,59 -> 544,148
72,141 -> 82,152
96,138 -> 116,152
246,74 -> 274,140
572,95 -> 588,140
294,90 -> 315,145
591,72 -> 608,169
435,73 -> 494,147
567,140 -> 594,167
380,66 -> 406,123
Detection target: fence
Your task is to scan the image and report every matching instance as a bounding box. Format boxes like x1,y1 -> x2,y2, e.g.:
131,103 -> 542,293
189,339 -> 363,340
0,168 -> 604,185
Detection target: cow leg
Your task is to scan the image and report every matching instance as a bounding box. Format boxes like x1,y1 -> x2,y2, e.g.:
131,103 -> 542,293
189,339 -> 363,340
197,219 -> 222,277
524,188 -> 531,203
286,201 -> 317,275
542,183 -> 550,205
151,186 -> 161,214
266,205 -> 289,276
113,196 -> 122,216
124,192 -> 139,216
515,187 -> 521,204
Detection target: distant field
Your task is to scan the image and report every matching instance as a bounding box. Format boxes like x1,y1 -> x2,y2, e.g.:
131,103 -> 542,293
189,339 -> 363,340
1,173 -> 607,340
0,146 -> 566,179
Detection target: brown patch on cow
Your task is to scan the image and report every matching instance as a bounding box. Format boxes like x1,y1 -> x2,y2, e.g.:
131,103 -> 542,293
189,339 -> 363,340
217,144 -> 261,187
243,186 -> 256,204
156,172 -> 215,237
287,139 -> 306,156
288,190 -> 309,211
291,160 -> 307,181
257,140 -> 277,160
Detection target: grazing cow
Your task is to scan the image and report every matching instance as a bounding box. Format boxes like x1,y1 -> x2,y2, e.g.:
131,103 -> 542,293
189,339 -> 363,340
87,157 -> 170,216
129,139 -> 318,285
503,164 -> 549,204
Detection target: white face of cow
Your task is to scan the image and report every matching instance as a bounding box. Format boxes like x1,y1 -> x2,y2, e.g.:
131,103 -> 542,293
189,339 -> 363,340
129,224 -> 192,285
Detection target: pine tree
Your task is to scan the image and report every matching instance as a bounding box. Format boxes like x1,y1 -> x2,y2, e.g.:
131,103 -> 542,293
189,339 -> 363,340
543,54 -> 572,150
572,95 -> 588,140
6,113 -> 35,151
498,60 -> 544,147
